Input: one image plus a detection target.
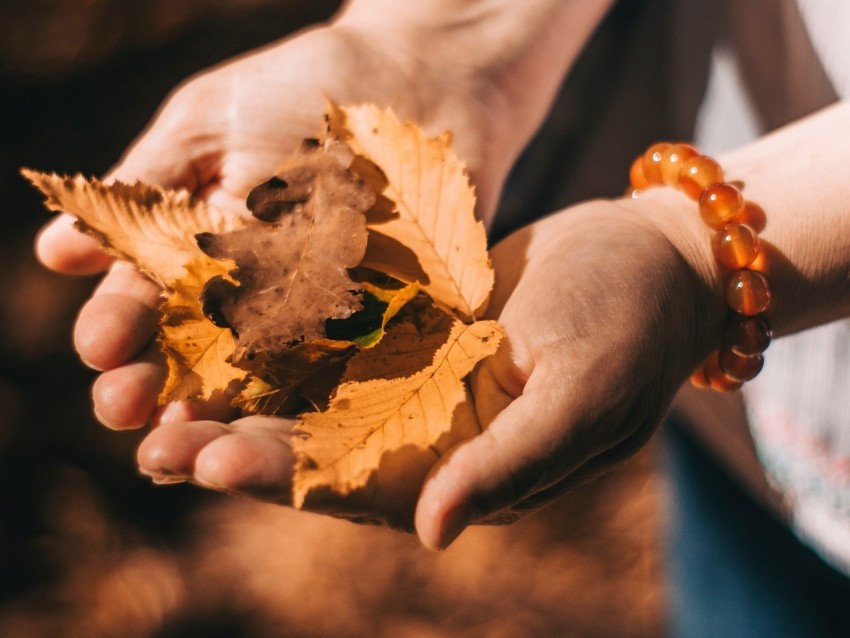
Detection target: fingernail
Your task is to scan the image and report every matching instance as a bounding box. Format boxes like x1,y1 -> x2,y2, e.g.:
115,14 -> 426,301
139,467 -> 187,485
438,503 -> 475,550
93,406 -> 116,429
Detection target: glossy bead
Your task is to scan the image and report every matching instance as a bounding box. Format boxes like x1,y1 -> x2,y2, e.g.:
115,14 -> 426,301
679,155 -> 724,200
719,346 -> 764,382
725,314 -> 772,356
629,156 -> 650,189
660,143 -> 699,187
726,270 -> 771,316
713,223 -> 760,269
699,183 -> 744,229
689,365 -> 711,389
642,142 -> 670,184
704,351 -> 743,392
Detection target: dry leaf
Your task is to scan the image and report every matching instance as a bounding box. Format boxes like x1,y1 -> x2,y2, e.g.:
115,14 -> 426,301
198,139 -> 374,361
325,281 -> 420,348
234,341 -> 353,416
159,259 -> 246,403
328,104 -> 494,320
21,170 -> 244,287
293,307 -> 503,507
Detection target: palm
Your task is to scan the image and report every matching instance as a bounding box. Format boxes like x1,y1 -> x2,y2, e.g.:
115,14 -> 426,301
35,23 -> 510,530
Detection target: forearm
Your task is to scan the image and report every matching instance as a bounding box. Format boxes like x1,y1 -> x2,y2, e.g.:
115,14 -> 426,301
633,101 -> 850,345
334,0 -> 615,174
720,101 -> 850,335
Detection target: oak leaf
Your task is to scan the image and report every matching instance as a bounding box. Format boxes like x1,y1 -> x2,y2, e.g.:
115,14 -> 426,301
292,307 -> 503,507
328,104 -> 494,320
198,139 -> 374,361
159,259 -> 246,403
21,169 -> 243,287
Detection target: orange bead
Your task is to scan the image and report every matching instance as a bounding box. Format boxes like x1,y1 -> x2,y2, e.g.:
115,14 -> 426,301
679,155 -> 724,200
689,365 -> 711,389
725,314 -> 772,356
629,156 -> 650,189
726,270 -> 771,316
713,223 -> 760,269
641,142 -> 670,184
718,346 -> 764,382
699,183 -> 744,229
704,351 -> 743,392
660,143 -> 699,187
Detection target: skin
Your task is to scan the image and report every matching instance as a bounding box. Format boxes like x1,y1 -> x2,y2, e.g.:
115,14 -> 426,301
35,0 -> 850,549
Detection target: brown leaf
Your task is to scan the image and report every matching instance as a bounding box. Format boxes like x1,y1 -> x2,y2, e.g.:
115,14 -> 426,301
292,306 -> 504,507
159,260 -> 246,403
21,169 -> 244,287
328,104 -> 494,320
234,341 -> 353,416
198,139 -> 374,361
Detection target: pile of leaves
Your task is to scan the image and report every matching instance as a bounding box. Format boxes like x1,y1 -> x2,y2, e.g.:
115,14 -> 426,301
24,104 -> 503,506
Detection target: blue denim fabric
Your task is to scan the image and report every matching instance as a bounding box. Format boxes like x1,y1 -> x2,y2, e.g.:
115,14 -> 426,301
663,423 -> 850,638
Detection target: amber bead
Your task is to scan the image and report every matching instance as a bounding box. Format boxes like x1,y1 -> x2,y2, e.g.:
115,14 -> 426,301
713,223 -> 760,269
641,142 -> 670,184
699,183 -> 745,229
726,270 -> 771,316
660,143 -> 699,187
703,352 -> 743,392
689,366 -> 711,389
725,314 -> 772,356
629,156 -> 650,189
679,155 -> 724,200
718,346 -> 764,382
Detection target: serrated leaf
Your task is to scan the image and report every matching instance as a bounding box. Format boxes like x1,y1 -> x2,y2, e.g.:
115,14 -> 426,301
22,169 -> 244,287
159,259 -> 246,403
328,104 -> 494,320
292,308 -> 503,507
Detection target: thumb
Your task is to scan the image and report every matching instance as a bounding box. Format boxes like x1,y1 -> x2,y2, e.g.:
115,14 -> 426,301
414,379 -> 593,551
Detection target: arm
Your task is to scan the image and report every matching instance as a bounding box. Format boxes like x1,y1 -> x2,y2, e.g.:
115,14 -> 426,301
33,1 -> 614,522
414,100 -> 850,548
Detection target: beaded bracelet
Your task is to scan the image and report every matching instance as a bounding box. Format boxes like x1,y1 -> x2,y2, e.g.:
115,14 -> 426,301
629,142 -> 772,392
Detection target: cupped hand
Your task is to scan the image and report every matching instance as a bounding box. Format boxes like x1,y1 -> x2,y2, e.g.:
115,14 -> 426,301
414,194 -> 724,548
132,193 -> 723,543
35,20 -> 512,431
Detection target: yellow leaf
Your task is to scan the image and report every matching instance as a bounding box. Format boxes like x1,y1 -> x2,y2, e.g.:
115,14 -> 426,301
328,104 -> 494,320
292,309 -> 503,507
22,170 -> 245,287
159,260 -> 246,403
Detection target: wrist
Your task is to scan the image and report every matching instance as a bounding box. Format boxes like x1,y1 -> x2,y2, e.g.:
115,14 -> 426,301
612,189 -> 729,375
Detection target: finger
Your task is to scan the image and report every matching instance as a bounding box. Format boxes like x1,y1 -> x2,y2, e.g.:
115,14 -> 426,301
35,214 -> 114,275
193,416 -> 296,501
138,416 -> 297,500
151,392 -> 239,429
74,262 -> 162,371
137,420 -> 232,483
414,378 -> 594,551
92,345 -> 166,430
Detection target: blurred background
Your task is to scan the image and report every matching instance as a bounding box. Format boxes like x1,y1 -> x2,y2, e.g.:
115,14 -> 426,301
0,1 -> 681,635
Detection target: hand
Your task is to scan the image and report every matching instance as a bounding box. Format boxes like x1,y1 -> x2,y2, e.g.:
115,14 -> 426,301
132,192 -> 721,540
414,194 -> 723,548
35,21 -> 516,431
